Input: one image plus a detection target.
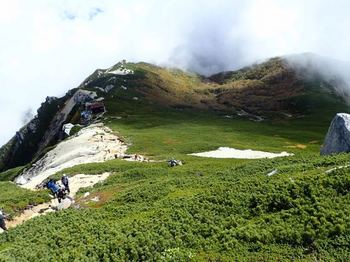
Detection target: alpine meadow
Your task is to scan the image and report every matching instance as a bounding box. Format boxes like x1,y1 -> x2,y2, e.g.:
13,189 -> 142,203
2,1 -> 350,261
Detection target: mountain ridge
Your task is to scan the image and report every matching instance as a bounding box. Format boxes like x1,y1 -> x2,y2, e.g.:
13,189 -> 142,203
1,53 -> 349,173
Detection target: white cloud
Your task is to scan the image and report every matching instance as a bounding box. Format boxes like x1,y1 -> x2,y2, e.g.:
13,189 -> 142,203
1,0 -> 350,145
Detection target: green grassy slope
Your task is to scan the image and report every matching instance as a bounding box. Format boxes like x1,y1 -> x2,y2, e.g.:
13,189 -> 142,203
1,58 -> 350,260
90,57 -> 347,117
1,89 -> 350,260
0,182 -> 49,218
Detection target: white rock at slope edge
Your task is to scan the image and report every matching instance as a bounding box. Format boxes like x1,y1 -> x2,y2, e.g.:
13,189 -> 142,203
321,113 -> 350,155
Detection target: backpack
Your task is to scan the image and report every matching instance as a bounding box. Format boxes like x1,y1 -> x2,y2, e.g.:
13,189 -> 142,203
47,180 -> 60,194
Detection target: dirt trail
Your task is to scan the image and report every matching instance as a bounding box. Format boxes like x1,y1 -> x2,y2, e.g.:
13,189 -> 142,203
3,121 -> 147,232
2,173 -> 110,232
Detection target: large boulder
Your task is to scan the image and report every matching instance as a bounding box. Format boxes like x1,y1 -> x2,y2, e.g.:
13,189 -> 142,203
321,113 -> 350,155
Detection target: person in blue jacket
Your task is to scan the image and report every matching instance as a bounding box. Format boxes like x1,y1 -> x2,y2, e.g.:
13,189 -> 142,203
46,179 -> 65,203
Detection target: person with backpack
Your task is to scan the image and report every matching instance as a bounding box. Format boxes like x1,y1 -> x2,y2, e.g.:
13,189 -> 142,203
0,209 -> 8,231
61,175 -> 70,194
47,179 -> 59,195
46,179 -> 65,203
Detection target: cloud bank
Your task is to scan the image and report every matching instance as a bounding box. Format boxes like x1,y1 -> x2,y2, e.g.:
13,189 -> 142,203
1,0 -> 350,145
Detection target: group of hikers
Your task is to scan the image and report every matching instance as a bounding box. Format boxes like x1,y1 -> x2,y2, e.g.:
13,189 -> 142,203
46,175 -> 71,203
0,175 -> 71,232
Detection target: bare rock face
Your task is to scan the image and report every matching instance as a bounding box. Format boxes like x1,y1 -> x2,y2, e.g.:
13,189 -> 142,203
321,113 -> 350,155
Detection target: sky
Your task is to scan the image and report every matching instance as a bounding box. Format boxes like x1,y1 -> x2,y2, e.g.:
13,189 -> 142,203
1,0 -> 350,145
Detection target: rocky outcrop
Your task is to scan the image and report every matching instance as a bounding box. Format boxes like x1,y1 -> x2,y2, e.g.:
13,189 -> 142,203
34,89 -> 96,158
15,124 -> 127,189
0,96 -> 66,172
321,113 -> 350,155
0,88 -> 99,173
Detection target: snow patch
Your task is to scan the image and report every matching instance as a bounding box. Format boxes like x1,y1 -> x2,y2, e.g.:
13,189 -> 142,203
62,123 -> 74,136
107,67 -> 134,75
189,147 -> 293,159
95,85 -> 114,93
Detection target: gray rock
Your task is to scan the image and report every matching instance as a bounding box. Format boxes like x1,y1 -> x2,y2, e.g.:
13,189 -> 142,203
321,113 -> 350,155
57,198 -> 72,210
267,169 -> 278,177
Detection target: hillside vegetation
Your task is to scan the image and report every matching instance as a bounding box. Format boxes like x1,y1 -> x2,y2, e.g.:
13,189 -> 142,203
1,56 -> 350,260
0,182 -> 49,218
91,57 -> 346,117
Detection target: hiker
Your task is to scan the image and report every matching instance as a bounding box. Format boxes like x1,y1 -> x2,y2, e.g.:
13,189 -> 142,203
56,188 -> 67,202
168,159 -> 180,167
168,159 -> 183,167
61,175 -> 70,194
0,209 -> 8,231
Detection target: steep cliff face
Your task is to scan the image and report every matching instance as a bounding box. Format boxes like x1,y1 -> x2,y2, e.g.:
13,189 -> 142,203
0,87 -> 102,173
34,89 -> 97,158
0,94 -> 72,172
